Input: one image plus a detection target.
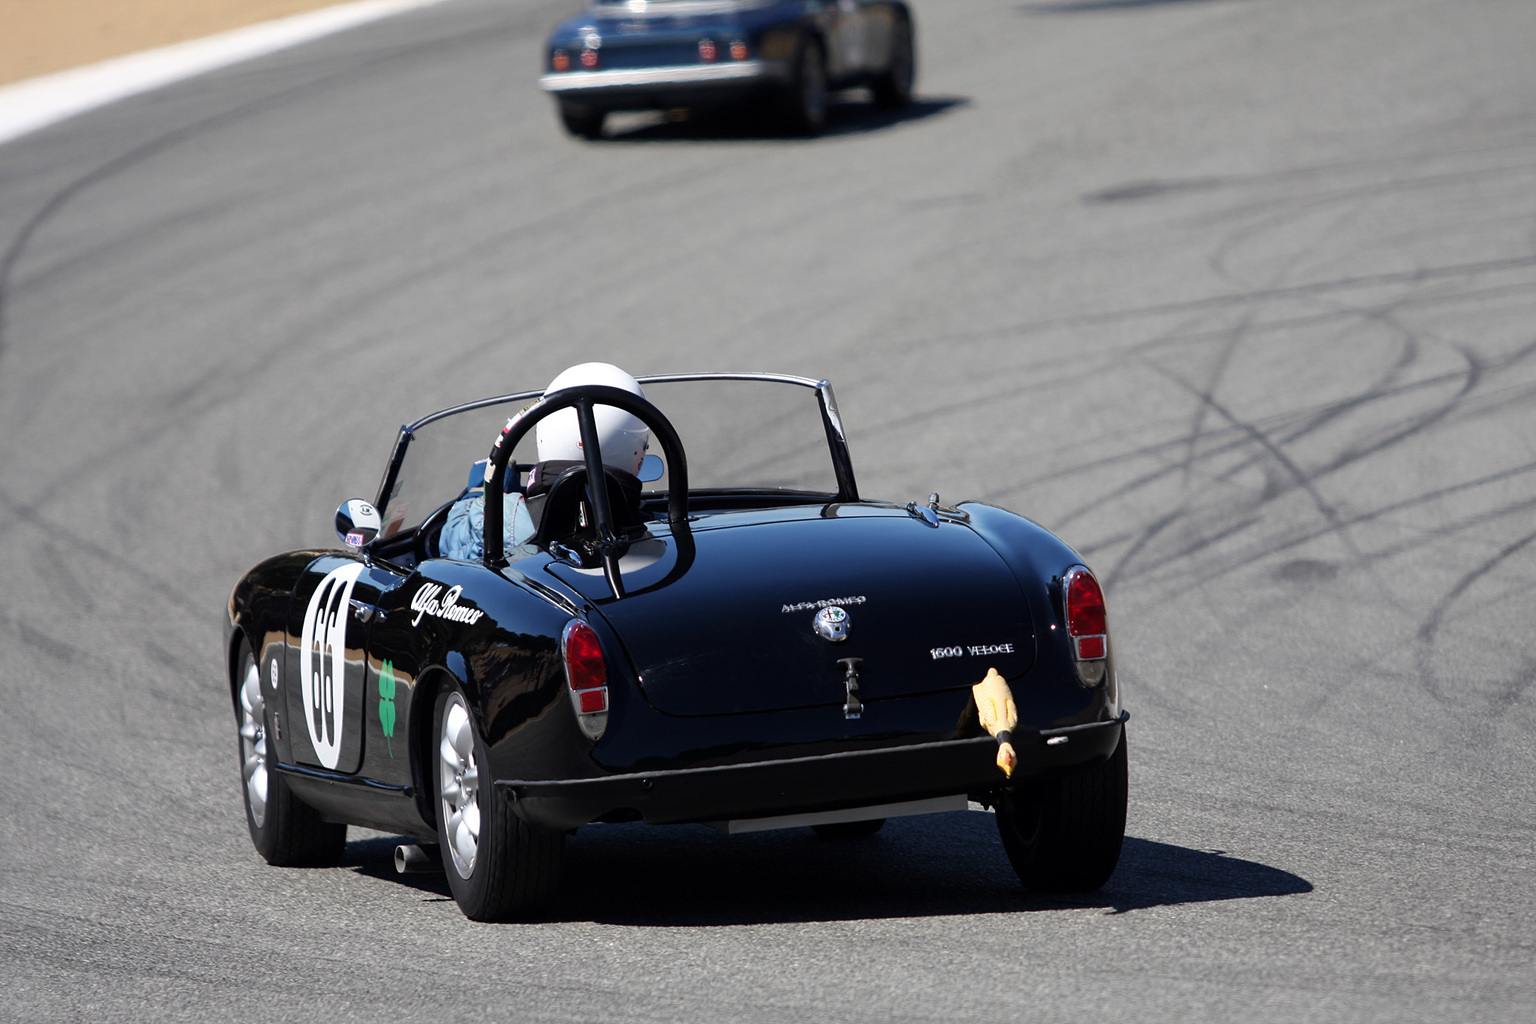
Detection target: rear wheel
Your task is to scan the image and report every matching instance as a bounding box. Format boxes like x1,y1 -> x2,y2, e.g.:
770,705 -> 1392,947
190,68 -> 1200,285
871,16 -> 915,108
559,101 -> 606,139
436,688 -> 563,921
779,36 -> 827,136
995,731 -> 1127,892
236,643 -> 345,866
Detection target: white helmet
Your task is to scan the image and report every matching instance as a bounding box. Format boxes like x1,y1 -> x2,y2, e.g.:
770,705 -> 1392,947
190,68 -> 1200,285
536,362 -> 650,475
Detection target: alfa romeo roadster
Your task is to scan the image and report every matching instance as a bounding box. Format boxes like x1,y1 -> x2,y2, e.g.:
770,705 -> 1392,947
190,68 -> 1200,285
223,371 -> 1127,920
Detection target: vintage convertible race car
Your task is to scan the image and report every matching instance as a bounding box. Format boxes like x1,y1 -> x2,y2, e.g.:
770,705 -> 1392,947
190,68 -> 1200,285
538,0 -> 916,137
224,370 -> 1127,920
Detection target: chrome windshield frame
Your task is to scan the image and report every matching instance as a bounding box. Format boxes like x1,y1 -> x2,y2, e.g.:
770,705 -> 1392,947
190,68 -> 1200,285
374,372 -> 858,517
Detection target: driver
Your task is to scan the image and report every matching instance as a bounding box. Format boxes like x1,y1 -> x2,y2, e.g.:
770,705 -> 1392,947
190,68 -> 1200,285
439,362 -> 651,561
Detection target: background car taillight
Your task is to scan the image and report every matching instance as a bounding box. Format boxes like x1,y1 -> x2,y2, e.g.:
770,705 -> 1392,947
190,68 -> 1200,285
562,619 -> 608,739
580,47 -> 600,69
729,40 -> 748,60
1063,566 -> 1108,685
698,38 -> 718,62
551,49 -> 571,72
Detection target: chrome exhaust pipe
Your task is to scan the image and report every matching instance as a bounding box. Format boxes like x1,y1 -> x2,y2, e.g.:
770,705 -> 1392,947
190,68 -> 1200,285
394,844 -> 441,874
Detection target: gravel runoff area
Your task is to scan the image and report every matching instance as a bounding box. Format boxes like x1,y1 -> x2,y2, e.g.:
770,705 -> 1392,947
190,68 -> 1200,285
0,0 -> 351,84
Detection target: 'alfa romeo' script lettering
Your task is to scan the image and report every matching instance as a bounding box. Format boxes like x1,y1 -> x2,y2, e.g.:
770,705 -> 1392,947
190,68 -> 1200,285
782,595 -> 867,614
411,583 -> 486,627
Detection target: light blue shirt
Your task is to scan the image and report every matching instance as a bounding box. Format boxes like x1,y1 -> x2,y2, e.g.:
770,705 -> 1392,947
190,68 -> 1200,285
439,491 -> 535,561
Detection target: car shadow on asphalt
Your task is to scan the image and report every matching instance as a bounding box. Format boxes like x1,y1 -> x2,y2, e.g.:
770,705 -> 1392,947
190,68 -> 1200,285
597,94 -> 969,143
347,811 -> 1311,924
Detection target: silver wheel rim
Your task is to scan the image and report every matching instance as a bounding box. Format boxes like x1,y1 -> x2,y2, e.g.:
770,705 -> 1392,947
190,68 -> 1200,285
239,659 -> 268,828
439,694 -> 481,878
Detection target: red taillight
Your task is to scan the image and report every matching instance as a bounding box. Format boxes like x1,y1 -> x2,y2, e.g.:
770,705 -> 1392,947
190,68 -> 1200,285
1064,566 -> 1107,661
563,620 -> 606,691
551,49 -> 571,72
580,48 -> 599,69
729,40 -> 748,61
698,38 -> 718,62
562,620 -> 609,736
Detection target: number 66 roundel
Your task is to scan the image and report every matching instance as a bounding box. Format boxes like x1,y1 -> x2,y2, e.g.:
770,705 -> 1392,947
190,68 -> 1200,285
298,562 -> 366,771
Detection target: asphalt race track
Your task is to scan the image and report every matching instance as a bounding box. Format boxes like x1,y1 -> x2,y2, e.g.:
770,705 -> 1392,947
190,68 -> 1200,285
2,0 -> 1534,1020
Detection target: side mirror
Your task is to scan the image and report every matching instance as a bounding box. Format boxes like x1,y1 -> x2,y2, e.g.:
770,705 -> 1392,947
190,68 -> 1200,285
638,453 -> 664,482
336,499 -> 382,547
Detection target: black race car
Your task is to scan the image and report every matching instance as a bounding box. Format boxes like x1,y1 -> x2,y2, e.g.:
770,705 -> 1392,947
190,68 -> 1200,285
538,0 -> 916,137
224,372 -> 1127,920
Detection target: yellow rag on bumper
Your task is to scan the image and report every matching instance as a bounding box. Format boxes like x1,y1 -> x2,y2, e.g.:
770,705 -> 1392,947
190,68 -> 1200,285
971,667 -> 1018,777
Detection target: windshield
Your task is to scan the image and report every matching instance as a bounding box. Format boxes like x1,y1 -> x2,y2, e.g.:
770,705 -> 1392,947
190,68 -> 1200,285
375,374 -> 848,540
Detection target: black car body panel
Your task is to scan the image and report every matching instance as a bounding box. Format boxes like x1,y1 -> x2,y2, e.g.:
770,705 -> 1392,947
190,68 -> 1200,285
562,505 -> 1037,717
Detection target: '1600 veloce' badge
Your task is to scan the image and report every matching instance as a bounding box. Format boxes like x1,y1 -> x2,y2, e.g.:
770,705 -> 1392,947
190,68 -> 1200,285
813,605 -> 851,642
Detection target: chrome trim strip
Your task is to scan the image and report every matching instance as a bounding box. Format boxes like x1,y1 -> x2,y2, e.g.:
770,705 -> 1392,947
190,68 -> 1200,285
540,60 -> 771,93
274,761 -> 412,795
707,794 -> 969,834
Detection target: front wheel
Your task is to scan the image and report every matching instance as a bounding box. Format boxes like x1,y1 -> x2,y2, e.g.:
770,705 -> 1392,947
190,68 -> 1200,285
236,642 -> 345,866
995,731 -> 1127,892
436,688 -> 563,921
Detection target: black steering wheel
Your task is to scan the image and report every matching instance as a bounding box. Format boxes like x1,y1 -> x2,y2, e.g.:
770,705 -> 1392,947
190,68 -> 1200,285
482,384 -> 689,598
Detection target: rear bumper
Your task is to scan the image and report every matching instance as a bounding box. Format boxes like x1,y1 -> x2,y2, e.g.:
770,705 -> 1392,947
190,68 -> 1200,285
540,59 -> 790,107
496,713 -> 1127,831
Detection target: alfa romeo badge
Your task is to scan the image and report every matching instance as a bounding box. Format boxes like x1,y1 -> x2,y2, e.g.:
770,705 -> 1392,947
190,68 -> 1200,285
813,605 -> 851,642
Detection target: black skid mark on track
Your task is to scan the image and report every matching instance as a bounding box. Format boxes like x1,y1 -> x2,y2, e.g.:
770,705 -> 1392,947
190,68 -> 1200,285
0,19 -> 514,371
1415,527 -> 1536,705
0,491 -> 205,623
10,617 -> 81,665
0,23 -> 524,536
1150,361 -> 1366,563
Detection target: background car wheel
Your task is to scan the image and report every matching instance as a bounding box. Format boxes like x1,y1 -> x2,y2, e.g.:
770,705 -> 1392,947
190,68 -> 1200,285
780,36 -> 827,136
812,818 -> 885,839
235,642 -> 346,867
995,732 -> 1127,892
559,101 -> 606,139
871,16 -> 915,108
436,688 -> 563,921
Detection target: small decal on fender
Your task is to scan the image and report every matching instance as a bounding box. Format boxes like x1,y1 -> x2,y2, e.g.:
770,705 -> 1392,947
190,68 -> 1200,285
378,660 -> 397,758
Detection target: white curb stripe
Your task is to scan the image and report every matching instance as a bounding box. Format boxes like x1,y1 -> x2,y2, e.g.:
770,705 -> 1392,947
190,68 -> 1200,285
0,0 -> 454,148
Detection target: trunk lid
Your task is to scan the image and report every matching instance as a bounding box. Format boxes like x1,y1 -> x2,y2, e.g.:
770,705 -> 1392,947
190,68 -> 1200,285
546,506 -> 1036,716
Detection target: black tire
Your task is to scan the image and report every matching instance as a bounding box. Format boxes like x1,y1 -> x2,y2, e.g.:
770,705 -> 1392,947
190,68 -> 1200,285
779,36 -> 827,136
871,16 -> 915,108
812,818 -> 886,839
559,101 -> 606,140
235,641 -> 346,867
995,731 -> 1127,892
435,688 -> 563,921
